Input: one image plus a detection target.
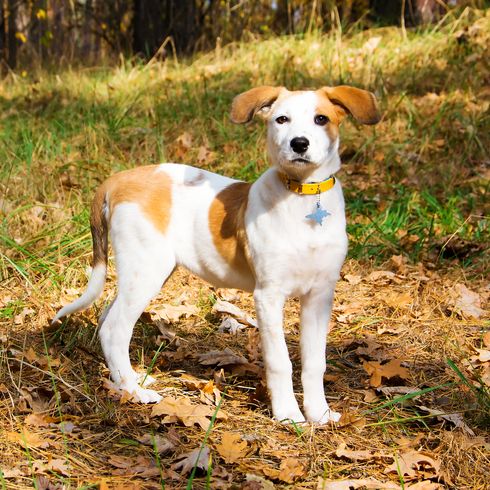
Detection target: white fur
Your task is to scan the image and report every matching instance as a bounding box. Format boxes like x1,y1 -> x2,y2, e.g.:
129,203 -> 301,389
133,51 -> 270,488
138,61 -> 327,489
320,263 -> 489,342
55,90 -> 351,424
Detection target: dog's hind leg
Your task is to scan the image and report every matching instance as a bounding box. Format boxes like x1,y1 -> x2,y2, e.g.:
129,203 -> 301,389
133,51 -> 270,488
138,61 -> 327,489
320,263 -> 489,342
99,206 -> 175,403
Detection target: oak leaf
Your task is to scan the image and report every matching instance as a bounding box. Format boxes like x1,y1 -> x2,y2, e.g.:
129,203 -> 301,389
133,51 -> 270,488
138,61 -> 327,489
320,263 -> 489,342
335,443 -> 388,462
212,299 -> 257,327
172,446 -> 210,475
318,477 -> 399,489
198,347 -> 248,367
363,359 -> 410,387
450,283 -> 486,319
384,449 -> 441,478
7,430 -> 49,448
136,433 -> 176,454
108,454 -> 160,477
263,458 -> 305,483
151,396 -> 227,430
150,302 -> 198,324
216,432 -> 249,463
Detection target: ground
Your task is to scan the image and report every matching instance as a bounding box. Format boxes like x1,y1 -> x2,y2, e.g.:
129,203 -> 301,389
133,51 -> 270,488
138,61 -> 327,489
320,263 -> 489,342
0,7 -> 489,490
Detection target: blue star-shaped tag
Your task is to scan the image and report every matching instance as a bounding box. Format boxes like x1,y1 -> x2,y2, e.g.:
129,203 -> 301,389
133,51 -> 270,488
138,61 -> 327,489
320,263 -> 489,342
306,205 -> 330,225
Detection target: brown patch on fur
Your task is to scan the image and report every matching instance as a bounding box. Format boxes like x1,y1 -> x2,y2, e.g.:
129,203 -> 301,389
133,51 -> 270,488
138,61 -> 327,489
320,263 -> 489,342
104,165 -> 172,234
319,85 -> 380,125
315,92 -> 343,142
209,182 -> 252,275
231,86 -> 286,123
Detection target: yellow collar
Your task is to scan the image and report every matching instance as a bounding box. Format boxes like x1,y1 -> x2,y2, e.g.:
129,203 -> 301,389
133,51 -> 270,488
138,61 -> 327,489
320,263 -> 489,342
278,172 -> 336,195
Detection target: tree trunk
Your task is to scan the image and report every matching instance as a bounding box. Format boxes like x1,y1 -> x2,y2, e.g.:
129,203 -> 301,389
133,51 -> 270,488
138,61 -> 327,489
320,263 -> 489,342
133,0 -> 199,58
7,0 -> 17,69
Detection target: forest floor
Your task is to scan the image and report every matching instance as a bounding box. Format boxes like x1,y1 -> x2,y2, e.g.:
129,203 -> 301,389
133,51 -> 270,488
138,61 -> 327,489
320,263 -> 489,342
1,7 -> 489,490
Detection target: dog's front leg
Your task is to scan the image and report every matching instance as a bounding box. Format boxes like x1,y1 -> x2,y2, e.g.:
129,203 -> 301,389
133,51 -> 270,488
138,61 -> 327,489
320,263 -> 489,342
300,288 -> 341,423
254,288 -> 305,423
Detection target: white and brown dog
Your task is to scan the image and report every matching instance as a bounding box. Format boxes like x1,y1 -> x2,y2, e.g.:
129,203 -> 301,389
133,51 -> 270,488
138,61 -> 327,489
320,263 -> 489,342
54,85 -> 380,424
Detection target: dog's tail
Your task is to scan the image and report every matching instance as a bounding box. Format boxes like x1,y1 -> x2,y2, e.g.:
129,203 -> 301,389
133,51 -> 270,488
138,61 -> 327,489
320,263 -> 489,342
52,185 -> 108,323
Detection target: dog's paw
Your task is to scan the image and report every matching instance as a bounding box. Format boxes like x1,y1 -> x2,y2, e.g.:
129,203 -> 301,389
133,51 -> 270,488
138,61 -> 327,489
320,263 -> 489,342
306,407 -> 341,424
130,386 -> 163,404
136,372 -> 157,387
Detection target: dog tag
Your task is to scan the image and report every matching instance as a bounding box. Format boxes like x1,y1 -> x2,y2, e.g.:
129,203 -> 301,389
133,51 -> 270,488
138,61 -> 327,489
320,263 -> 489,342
306,202 -> 330,225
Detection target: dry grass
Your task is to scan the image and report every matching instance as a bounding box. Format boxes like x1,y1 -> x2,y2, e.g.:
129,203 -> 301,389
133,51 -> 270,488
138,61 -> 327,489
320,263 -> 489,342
1,7 -> 489,490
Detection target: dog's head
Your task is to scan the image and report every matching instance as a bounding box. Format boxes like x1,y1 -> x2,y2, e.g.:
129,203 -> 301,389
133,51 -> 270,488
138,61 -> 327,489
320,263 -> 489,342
231,85 -> 380,179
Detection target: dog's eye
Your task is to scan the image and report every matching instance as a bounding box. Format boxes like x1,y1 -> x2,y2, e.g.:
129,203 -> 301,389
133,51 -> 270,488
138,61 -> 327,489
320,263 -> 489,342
314,115 -> 329,126
275,116 -> 289,124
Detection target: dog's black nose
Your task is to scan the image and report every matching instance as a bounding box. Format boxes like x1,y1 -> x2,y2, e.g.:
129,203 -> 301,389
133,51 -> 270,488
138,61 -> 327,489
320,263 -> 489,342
290,136 -> 309,154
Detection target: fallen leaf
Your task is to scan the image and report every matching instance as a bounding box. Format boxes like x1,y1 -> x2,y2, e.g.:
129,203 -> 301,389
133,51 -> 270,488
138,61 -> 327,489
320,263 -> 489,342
390,254 -> 408,274
197,145 -> 216,165
353,336 -> 383,359
394,433 -> 425,449
343,274 -> 361,285
7,429 -> 50,448
317,477 -> 399,489
483,331 -> 490,348
384,449 -> 441,478
377,386 -> 421,397
108,454 -> 160,477
46,458 -> 70,476
384,291 -> 413,309
172,446 -> 210,475
335,442 -> 388,462
151,396 -> 227,430
263,457 -> 305,483
1,467 -> 24,478
136,433 -> 176,454
199,347 -> 248,367
14,307 -> 35,325
367,270 -> 396,282
212,299 -> 257,327
449,283 -> 486,319
216,432 -> 249,463
406,481 -> 444,489
417,405 -> 475,436
217,288 -> 241,301
245,473 -> 276,489
180,374 -> 221,406
150,302 -> 199,324
363,359 -> 410,388
338,411 -> 367,429
25,412 -> 51,427
176,131 -> 192,150
218,316 -> 246,334
474,348 -> 490,362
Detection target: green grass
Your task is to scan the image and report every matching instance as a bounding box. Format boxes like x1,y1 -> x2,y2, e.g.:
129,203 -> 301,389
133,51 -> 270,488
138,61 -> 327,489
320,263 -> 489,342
1,10 -> 488,297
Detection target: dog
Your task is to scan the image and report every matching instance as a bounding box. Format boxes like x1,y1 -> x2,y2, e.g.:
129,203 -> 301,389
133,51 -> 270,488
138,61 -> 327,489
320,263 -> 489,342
53,85 -> 380,424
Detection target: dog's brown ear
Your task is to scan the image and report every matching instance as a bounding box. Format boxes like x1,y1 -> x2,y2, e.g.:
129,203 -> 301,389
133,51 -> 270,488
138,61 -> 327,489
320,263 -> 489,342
231,86 -> 285,124
321,86 -> 381,125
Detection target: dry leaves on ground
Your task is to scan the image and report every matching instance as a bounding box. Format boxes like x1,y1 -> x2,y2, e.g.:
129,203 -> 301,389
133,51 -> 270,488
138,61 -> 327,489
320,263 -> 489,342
384,449 -> 441,479
318,477 -> 399,489
263,457 -> 306,483
212,298 -> 257,328
215,431 -> 249,464
363,359 -> 410,387
108,454 -> 160,477
172,446 -> 211,475
448,283 -> 487,319
150,300 -> 199,324
151,396 -> 227,430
